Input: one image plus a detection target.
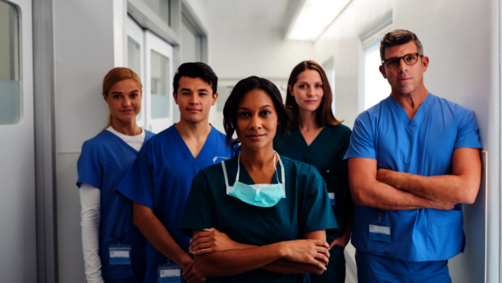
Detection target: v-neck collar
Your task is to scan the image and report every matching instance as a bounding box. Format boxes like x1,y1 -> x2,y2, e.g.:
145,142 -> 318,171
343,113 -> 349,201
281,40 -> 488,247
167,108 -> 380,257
102,130 -> 140,154
171,125 -> 215,167
387,93 -> 433,132
293,127 -> 326,148
235,156 -> 281,186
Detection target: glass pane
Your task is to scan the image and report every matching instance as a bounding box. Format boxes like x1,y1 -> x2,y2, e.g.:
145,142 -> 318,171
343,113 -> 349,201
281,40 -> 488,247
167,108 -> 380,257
142,0 -> 170,26
181,15 -> 202,63
0,1 -> 20,125
363,42 -> 391,110
127,36 -> 143,121
150,50 -> 170,119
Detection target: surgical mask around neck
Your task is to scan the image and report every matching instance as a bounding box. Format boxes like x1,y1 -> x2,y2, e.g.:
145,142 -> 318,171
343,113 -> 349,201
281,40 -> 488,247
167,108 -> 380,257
222,152 -> 286,207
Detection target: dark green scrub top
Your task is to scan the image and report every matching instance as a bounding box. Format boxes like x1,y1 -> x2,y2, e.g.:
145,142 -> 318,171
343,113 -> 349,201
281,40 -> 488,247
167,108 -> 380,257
274,125 -> 351,242
180,155 -> 338,283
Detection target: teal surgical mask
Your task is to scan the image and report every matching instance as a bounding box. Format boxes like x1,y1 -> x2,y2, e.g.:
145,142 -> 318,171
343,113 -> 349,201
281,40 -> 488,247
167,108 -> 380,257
222,152 -> 286,207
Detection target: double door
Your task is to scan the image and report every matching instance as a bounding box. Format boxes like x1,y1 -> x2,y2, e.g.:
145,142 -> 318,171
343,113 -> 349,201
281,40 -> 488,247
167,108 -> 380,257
127,16 -> 174,133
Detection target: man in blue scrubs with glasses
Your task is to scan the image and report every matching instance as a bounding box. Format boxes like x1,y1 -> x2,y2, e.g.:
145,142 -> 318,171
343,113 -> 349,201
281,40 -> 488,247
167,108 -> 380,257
345,29 -> 482,282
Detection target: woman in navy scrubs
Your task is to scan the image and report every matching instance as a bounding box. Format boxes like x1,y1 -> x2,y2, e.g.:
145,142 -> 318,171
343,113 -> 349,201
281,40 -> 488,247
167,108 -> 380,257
77,68 -> 154,283
180,76 -> 338,283
274,60 -> 353,283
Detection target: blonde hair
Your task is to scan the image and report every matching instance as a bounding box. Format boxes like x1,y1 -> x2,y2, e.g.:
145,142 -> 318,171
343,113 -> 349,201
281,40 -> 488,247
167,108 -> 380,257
101,67 -> 142,131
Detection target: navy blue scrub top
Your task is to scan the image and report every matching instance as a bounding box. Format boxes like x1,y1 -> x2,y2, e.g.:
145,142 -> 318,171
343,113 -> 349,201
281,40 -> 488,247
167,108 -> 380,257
180,155 -> 338,283
77,129 -> 155,281
344,94 -> 482,262
116,125 -> 234,283
274,125 -> 351,242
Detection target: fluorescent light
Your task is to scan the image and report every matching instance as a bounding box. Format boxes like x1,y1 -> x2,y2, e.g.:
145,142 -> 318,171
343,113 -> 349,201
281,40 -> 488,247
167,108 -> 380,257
286,0 -> 351,41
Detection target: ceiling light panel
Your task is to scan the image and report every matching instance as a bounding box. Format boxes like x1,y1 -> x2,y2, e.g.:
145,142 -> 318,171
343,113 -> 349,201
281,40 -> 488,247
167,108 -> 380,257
287,0 -> 351,41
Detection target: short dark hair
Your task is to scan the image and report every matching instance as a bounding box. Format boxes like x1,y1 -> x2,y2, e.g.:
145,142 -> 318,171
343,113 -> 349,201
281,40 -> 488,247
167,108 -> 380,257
173,62 -> 218,96
380,29 -> 424,61
223,76 -> 290,152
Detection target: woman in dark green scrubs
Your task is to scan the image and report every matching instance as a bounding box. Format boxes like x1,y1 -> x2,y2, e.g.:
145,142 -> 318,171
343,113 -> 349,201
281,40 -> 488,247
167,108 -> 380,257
180,76 -> 338,283
274,60 -> 353,283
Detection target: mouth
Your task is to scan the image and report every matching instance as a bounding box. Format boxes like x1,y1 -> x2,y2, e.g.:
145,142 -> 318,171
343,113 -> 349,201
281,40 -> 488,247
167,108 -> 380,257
246,134 -> 266,140
397,77 -> 412,83
187,108 -> 201,113
120,109 -> 134,114
305,100 -> 318,104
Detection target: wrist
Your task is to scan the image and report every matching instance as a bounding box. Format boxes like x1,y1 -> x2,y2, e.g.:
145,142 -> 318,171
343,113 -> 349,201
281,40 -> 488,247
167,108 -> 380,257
275,242 -> 289,258
178,253 -> 193,270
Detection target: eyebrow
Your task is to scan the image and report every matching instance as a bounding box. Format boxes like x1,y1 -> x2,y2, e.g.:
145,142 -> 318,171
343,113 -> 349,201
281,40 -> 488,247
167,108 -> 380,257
237,105 -> 273,110
180,88 -> 209,92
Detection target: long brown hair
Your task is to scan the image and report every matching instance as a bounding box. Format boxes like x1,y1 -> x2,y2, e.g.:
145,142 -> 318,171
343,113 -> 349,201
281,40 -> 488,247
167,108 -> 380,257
285,60 -> 342,129
101,67 -> 142,131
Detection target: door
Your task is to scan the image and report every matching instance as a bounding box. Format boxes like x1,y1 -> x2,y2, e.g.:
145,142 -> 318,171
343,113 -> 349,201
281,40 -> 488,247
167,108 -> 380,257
126,16 -> 146,128
0,0 -> 37,282
144,30 -> 174,133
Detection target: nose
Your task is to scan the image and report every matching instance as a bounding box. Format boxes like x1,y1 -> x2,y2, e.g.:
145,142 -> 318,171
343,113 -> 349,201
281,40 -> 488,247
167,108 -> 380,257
307,85 -> 315,96
122,96 -> 131,107
397,57 -> 407,72
188,93 -> 200,105
249,114 -> 262,130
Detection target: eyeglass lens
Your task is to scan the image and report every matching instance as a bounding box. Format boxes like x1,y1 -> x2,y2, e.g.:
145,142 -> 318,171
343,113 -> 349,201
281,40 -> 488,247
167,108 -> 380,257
386,54 -> 419,68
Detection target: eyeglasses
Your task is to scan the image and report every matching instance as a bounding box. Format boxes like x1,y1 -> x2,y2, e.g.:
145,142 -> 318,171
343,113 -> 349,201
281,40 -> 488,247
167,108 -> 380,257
381,53 -> 423,69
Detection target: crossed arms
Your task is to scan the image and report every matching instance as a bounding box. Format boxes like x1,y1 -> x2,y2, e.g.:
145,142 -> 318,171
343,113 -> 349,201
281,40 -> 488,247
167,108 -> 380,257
348,147 -> 481,210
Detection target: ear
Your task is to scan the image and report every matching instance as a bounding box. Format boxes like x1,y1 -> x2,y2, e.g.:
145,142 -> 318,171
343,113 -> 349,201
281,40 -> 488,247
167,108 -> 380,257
288,85 -> 294,97
102,92 -> 108,101
212,92 -> 219,106
421,56 -> 429,73
379,65 -> 387,79
173,92 -> 179,105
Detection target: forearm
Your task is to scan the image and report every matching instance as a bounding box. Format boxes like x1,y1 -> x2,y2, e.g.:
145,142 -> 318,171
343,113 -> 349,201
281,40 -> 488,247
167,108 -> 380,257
385,171 -> 476,203
133,203 -> 191,268
262,259 -> 324,274
79,185 -> 104,283
194,243 -> 283,277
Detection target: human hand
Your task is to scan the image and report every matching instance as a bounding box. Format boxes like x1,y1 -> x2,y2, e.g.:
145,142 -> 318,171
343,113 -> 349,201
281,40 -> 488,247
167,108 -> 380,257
280,239 -> 330,270
182,260 -> 205,283
329,236 -> 349,250
190,228 -> 238,255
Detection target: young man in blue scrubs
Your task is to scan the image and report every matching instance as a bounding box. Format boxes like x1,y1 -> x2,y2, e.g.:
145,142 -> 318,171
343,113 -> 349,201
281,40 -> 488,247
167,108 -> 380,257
345,30 -> 482,282
117,63 -> 234,283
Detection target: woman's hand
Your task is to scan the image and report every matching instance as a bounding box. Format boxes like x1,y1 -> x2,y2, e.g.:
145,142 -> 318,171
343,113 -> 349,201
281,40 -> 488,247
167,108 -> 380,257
189,228 -> 242,255
279,239 -> 330,270
329,236 -> 349,250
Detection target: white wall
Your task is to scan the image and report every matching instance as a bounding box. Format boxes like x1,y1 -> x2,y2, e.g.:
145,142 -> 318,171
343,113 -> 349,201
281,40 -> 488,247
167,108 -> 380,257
314,0 -> 499,282
54,1 -> 118,282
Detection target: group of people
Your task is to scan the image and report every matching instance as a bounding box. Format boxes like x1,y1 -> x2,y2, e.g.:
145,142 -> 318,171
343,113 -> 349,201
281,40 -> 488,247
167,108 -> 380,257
77,29 -> 482,283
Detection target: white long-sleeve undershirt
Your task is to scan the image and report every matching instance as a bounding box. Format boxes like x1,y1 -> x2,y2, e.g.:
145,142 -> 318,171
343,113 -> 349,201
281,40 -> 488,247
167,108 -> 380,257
79,127 -> 145,283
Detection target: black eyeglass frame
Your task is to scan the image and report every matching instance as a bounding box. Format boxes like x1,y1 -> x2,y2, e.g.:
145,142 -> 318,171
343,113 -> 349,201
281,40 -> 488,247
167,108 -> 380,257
381,53 -> 423,69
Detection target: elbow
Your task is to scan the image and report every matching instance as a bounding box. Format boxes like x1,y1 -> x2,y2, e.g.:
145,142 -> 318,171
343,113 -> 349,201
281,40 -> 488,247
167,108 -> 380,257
460,186 -> 479,205
350,184 -> 369,206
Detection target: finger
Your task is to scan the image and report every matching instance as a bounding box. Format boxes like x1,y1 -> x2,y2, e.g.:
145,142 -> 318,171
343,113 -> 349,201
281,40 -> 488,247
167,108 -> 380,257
191,242 -> 215,253
192,248 -> 215,255
315,253 -> 330,265
328,239 -> 337,250
316,246 -> 330,258
184,270 -> 196,282
310,258 -> 327,271
191,232 -> 210,243
203,228 -> 214,232
191,236 -> 212,249
182,262 -> 193,276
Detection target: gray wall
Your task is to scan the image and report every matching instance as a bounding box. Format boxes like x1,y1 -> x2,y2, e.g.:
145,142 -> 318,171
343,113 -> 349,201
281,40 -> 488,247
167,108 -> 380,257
53,0 -> 117,282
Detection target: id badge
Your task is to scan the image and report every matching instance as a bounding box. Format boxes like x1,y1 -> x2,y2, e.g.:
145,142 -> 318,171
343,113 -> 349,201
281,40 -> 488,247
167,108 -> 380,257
369,221 -> 391,243
328,193 -> 335,206
109,245 -> 131,265
158,260 -> 181,283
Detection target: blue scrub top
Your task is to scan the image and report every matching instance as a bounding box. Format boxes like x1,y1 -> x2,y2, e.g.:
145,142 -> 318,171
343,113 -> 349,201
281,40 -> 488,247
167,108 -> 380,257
116,125 -> 234,283
77,129 -> 155,281
180,155 -> 338,283
274,125 -> 351,242
344,94 -> 482,262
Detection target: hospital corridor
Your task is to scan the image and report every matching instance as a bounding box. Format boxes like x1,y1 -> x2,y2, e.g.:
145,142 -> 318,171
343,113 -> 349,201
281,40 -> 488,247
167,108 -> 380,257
0,0 -> 499,282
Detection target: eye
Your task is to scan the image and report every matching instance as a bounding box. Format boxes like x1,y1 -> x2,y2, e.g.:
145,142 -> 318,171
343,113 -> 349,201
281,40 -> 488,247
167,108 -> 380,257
181,92 -> 190,96
260,110 -> 271,116
238,111 -> 250,117
199,92 -> 207,96
113,95 -> 121,99
130,93 -> 138,98
316,84 -> 323,88
298,84 -> 307,89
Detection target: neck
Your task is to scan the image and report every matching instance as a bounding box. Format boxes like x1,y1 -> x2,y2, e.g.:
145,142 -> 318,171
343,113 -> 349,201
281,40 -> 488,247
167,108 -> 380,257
298,109 -> 319,130
239,144 -> 276,171
110,118 -> 141,136
390,83 -> 429,118
175,116 -> 212,141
